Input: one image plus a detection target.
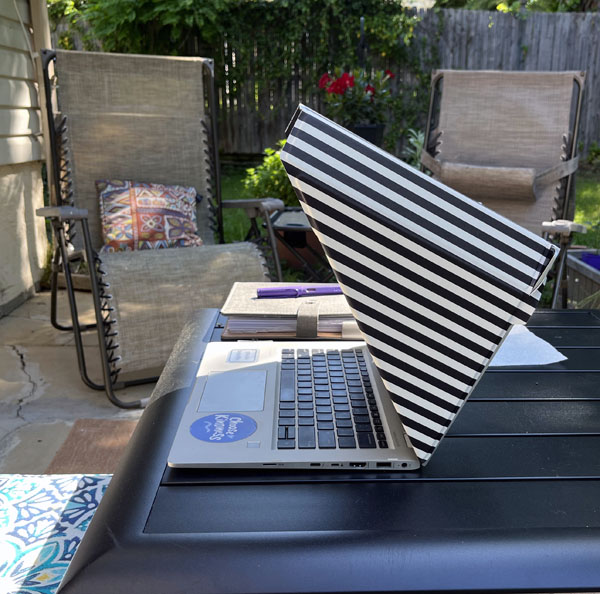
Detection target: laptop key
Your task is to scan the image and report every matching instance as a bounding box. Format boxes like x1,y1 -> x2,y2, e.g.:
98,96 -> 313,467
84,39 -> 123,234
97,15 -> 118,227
279,410 -> 295,418
278,419 -> 295,426
298,402 -> 314,410
318,430 -> 336,448
278,427 -> 287,439
277,439 -> 295,449
332,390 -> 348,397
338,436 -> 357,448
298,426 -> 316,448
378,440 -> 388,448
279,370 -> 295,402
287,426 -> 295,439
279,402 -> 295,410
336,419 -> 353,428
355,423 -> 373,432
315,388 -> 330,395
337,427 -> 355,437
298,394 -> 313,402
353,414 -> 371,424
335,411 -> 351,420
357,432 -> 377,448
317,421 -> 334,430
298,417 -> 315,426
298,410 -> 314,417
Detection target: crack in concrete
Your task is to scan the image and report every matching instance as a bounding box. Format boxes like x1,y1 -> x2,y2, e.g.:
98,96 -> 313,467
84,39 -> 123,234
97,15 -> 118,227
10,345 -> 38,420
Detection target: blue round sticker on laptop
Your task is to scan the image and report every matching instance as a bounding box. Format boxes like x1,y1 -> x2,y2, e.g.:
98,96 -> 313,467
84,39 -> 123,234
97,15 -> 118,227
190,413 -> 257,443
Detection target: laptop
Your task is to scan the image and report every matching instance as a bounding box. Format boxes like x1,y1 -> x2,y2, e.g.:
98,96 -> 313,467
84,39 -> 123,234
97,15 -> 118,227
168,105 -> 559,470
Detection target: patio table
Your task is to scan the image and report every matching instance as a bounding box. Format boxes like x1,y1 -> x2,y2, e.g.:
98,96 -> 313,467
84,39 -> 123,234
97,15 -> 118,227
56,308 -> 600,594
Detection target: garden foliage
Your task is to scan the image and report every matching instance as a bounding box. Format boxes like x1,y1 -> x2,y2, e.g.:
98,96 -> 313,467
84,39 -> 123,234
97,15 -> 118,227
243,141 -> 298,207
48,0 -> 436,154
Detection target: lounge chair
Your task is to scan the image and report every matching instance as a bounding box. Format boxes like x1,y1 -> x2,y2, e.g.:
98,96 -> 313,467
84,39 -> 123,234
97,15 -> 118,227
421,69 -> 586,308
37,49 -> 283,408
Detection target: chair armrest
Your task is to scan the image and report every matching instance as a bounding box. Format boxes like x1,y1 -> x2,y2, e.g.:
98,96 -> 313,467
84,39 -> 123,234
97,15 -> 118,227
36,206 -> 89,221
222,198 -> 285,217
542,219 -> 587,235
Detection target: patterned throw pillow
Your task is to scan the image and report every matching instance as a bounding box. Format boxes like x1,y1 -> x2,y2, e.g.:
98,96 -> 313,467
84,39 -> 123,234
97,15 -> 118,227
96,180 -> 203,252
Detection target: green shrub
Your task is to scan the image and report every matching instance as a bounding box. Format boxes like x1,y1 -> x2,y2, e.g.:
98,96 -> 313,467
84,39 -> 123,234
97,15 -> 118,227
243,140 -> 298,207
401,128 -> 425,168
586,141 -> 600,172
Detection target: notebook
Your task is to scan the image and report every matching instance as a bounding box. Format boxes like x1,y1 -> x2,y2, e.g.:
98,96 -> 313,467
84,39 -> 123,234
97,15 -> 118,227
221,282 -> 359,339
167,105 -> 559,470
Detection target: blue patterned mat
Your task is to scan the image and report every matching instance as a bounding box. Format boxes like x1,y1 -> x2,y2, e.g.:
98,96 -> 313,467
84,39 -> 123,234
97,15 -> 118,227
0,474 -> 111,594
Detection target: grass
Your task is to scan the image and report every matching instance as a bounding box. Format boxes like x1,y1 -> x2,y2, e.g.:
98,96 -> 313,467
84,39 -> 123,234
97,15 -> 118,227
220,164 -> 255,243
572,170 -> 600,249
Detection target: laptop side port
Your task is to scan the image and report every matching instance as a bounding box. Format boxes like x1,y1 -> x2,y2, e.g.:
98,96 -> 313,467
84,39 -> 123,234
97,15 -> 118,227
376,462 -> 392,468
349,462 -> 367,468
310,463 -> 321,467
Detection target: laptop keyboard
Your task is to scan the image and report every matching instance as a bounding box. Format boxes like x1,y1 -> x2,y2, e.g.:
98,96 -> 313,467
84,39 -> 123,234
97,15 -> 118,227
277,348 -> 387,450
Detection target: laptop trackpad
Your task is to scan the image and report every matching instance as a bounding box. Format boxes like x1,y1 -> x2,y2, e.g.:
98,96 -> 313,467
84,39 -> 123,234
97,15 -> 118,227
197,370 -> 266,412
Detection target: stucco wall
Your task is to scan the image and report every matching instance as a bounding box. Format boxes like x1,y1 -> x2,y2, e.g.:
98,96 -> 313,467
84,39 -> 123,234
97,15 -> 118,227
0,162 -> 47,315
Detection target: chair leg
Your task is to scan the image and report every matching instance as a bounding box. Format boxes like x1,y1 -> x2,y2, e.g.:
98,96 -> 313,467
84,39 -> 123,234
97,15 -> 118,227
263,212 -> 283,281
80,219 -> 148,409
244,212 -> 283,282
54,222 -> 106,392
50,244 -> 97,333
52,220 -> 148,409
551,238 -> 570,309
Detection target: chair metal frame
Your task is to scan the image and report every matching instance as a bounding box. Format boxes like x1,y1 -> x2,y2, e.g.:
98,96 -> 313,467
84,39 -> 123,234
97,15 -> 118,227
37,49 -> 282,408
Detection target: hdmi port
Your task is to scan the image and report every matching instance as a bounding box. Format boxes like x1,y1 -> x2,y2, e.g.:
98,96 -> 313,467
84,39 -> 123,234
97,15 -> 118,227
349,462 -> 367,468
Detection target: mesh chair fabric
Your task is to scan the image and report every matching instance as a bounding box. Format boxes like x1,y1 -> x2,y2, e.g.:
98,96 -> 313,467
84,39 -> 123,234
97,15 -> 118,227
425,70 -> 583,234
101,243 -> 269,373
55,50 -> 214,249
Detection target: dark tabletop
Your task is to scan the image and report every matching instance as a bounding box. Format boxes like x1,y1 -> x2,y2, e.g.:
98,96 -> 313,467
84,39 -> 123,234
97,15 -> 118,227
59,309 -> 600,594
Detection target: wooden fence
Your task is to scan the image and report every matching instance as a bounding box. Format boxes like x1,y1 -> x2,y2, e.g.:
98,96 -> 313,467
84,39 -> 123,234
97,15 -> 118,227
216,9 -> 600,157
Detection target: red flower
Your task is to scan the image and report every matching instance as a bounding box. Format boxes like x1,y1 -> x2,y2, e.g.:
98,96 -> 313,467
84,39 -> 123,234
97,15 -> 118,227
385,69 -> 395,79
326,73 -> 355,95
365,84 -> 375,95
326,77 -> 345,94
318,73 -> 331,89
339,72 -> 354,89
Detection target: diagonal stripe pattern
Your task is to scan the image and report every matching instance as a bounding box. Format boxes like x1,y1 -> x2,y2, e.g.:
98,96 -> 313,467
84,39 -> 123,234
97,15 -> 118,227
280,105 -> 559,464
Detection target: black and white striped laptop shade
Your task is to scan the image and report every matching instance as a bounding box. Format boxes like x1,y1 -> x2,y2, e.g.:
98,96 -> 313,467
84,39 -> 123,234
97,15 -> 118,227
280,104 -> 559,465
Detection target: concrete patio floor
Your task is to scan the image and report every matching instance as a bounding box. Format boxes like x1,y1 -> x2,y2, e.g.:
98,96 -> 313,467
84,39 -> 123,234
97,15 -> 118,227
0,290 -> 154,473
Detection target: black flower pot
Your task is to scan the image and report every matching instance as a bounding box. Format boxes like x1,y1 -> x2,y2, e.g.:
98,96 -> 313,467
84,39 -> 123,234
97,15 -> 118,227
349,123 -> 385,146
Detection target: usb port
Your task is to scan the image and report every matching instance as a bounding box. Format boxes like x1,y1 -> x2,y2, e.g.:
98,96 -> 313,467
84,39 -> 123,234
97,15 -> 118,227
376,462 -> 392,468
310,463 -> 321,467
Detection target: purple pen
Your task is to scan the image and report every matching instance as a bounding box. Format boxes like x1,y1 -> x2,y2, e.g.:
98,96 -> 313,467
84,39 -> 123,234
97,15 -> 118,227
257,285 -> 342,298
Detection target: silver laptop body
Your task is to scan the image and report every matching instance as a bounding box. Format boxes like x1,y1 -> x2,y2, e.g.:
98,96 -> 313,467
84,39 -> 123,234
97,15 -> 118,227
168,340 -> 420,470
